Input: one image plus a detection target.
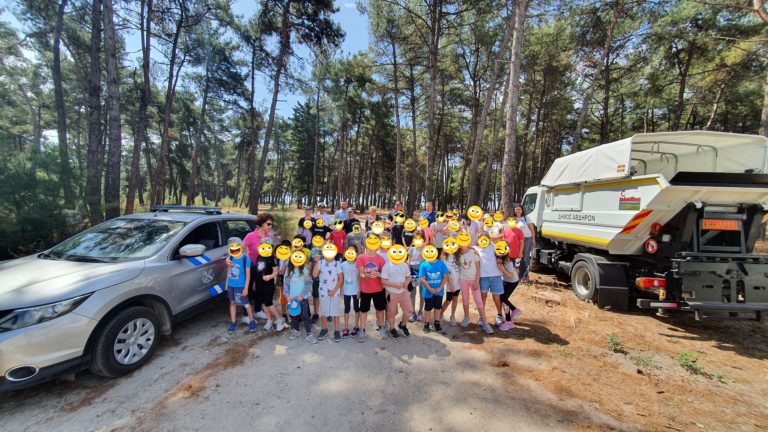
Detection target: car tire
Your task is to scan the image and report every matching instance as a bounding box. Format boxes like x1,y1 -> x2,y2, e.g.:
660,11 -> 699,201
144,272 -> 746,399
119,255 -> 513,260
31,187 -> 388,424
571,260 -> 598,302
90,306 -> 160,378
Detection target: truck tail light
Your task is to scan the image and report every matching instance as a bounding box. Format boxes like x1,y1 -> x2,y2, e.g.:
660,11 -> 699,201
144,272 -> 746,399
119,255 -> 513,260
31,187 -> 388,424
636,277 -> 666,289
650,223 -> 663,235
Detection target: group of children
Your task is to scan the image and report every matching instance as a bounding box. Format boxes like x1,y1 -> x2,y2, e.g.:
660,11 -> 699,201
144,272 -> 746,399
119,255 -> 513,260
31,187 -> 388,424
224,202 -> 535,344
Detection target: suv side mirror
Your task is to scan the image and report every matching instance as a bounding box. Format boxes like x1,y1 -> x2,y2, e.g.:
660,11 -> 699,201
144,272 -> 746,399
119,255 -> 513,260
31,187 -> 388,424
179,244 -> 206,258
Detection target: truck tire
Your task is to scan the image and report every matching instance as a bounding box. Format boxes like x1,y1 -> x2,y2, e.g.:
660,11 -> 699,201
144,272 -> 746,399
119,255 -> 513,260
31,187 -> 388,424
90,306 -> 160,377
571,261 -> 598,302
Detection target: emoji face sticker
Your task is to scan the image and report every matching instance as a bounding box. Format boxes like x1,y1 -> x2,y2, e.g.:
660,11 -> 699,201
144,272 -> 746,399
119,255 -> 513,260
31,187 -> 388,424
477,235 -> 491,248
228,242 -> 243,258
447,219 -> 460,232
494,240 -> 509,257
387,244 -> 408,264
352,224 -> 361,234
418,218 -> 429,229
275,245 -> 291,260
493,211 -> 504,222
506,217 -> 517,228
436,212 -> 446,223
394,212 -> 406,224
456,232 -> 471,247
315,218 -> 325,228
365,235 -> 381,251
312,235 -> 325,248
371,220 -> 385,235
442,238 -> 459,254
404,218 -> 417,232
422,245 -> 439,263
292,238 -> 305,249
483,216 -> 493,228
380,237 -> 392,250
412,236 -> 424,247
322,243 -> 338,259
290,250 -> 307,267
258,243 -> 273,258
303,219 -> 313,229
467,205 -> 483,221
344,247 -> 357,262
333,219 -> 344,231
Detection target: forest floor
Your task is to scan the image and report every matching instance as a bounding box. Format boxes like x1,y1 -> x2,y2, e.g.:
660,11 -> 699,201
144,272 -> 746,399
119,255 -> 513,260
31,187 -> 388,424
1,268 -> 766,431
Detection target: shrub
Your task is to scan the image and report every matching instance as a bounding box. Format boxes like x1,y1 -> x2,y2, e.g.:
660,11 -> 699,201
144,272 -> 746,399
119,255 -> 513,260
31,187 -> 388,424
677,351 -> 703,374
607,333 -> 625,353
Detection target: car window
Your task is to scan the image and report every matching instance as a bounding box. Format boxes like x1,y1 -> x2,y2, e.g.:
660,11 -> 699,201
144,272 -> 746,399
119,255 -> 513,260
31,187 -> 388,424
224,220 -> 255,241
174,222 -> 223,258
522,194 -> 537,217
47,219 -> 186,262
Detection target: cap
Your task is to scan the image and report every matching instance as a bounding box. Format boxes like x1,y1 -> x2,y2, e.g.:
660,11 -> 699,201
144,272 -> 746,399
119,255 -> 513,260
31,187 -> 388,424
319,202 -> 328,207
347,208 -> 355,213
304,206 -> 312,211
228,237 -> 243,245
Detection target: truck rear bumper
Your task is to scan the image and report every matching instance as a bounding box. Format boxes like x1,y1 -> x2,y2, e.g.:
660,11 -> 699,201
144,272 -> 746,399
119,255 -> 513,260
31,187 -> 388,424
637,299 -> 768,311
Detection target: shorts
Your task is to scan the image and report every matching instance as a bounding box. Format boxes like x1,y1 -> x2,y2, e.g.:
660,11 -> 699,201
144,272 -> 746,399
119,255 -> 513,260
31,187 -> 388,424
445,290 -> 460,302
254,283 -> 275,307
386,290 -> 413,318
319,296 -> 341,317
424,294 -> 443,311
312,279 -> 320,299
360,291 -> 387,313
479,276 -> 504,295
344,294 -> 360,314
227,286 -> 250,306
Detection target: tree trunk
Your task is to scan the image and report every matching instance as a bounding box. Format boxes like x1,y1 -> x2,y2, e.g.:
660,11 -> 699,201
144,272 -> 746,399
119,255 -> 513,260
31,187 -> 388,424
312,88 -> 320,208
126,0 -> 153,214
186,60 -> 211,206
672,42 -> 695,131
759,70 -> 768,137
406,62 -> 419,214
500,0 -> 527,215
390,32 -> 403,203
424,0 -> 443,204
481,68 -> 510,205
85,0 -> 103,222
103,0 -> 122,219
468,13 -> 513,206
53,0 -> 76,208
571,0 -> 622,153
249,0 -> 291,214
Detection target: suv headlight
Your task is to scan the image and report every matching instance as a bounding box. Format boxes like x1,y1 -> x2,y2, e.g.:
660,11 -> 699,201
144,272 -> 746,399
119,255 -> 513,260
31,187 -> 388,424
0,294 -> 91,333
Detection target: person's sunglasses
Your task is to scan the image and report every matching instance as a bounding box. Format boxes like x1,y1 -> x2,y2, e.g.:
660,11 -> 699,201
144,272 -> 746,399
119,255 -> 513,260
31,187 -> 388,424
266,222 -> 273,226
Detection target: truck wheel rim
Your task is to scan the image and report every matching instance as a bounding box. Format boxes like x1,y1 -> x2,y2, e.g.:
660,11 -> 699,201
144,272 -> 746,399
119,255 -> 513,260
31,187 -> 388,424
573,267 -> 592,297
113,318 -> 155,365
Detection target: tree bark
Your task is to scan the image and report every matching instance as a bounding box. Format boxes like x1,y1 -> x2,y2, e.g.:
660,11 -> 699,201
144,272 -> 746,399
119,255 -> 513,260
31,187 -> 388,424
571,0 -> 622,153
468,13 -> 513,206
480,69 -> 510,205
103,0 -> 122,219
53,0 -> 76,208
312,87 -> 320,208
705,83 -> 725,131
424,0 -> 443,204
85,0 -> 103,222
186,58 -> 211,206
406,61 -> 419,215
389,30 -> 403,204
126,0 -> 153,214
671,42 -> 695,131
759,70 -> 768,137
500,0 -> 527,215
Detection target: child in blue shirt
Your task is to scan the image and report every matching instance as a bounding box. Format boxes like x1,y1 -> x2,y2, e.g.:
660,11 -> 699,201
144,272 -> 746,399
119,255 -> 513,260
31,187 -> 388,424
226,238 -> 257,334
419,256 -> 449,334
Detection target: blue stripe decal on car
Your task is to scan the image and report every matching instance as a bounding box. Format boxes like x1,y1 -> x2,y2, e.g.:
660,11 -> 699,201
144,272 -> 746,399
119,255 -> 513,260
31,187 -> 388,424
186,255 -> 211,267
208,283 -> 225,297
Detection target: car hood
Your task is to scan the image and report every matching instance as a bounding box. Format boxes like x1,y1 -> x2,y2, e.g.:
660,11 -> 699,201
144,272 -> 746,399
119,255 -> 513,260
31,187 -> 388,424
0,255 -> 145,310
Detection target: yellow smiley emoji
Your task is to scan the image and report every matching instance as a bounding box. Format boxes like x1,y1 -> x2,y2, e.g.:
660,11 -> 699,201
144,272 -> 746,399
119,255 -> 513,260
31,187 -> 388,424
483,216 -> 493,228
333,219 -> 345,231
275,245 -> 291,260
290,250 -> 307,267
380,237 -> 392,249
456,232 -> 471,247
352,224 -> 361,234
228,243 -> 243,258
467,205 -> 483,221
436,212 -> 446,223
292,238 -> 305,249
387,244 -> 408,265
344,247 -> 357,262
412,236 -> 424,247
477,235 -> 491,248
315,218 -> 325,228
418,218 -> 429,229
506,217 -> 517,228
404,218 -> 417,232
442,238 -> 459,254
258,243 -> 273,258
422,245 -> 439,263
303,219 -> 313,229
322,243 -> 338,259
371,220 -> 385,235
493,211 -> 504,222
311,235 -> 325,248
394,212 -> 406,224
494,240 -> 509,257
365,235 -> 381,251
447,220 -> 460,232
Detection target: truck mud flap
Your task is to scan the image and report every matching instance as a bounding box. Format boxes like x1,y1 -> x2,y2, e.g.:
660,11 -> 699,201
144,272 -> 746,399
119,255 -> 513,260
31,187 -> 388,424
598,286 -> 629,311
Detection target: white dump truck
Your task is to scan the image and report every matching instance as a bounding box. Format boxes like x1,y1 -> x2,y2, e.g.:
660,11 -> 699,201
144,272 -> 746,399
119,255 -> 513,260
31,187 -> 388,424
521,131 -> 768,319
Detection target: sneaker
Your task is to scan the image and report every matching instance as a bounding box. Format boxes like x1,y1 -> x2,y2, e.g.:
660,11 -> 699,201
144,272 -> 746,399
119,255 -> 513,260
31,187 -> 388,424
434,321 -> 444,334
248,320 -> 257,332
478,317 -> 485,326
379,326 -> 389,339
351,327 -> 359,337
482,323 -> 494,334
510,308 -> 523,322
306,334 -> 318,344
450,316 -> 457,326
318,329 -> 328,340
263,319 -> 273,331
289,329 -> 299,340
311,314 -> 319,324
342,328 -> 350,338
334,331 -> 342,342
499,321 -> 516,331
227,322 -> 237,334
398,323 -> 410,337
255,311 -> 267,320
356,329 -> 366,343
241,315 -> 251,325
423,323 -> 430,333
408,312 -> 417,322
282,313 -> 288,322
495,314 -> 503,326
461,317 -> 470,328
275,318 -> 285,332
390,328 -> 400,339
417,312 -> 423,322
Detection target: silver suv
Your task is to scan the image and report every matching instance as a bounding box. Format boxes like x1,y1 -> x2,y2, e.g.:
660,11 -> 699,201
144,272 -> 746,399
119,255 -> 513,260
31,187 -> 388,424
0,206 -> 256,391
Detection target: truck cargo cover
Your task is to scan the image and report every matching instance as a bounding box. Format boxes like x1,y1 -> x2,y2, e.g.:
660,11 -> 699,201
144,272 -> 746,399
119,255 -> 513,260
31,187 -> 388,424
540,132 -> 768,187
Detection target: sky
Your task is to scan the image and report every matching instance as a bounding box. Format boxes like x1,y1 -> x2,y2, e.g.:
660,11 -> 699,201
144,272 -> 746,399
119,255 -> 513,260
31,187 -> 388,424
0,0 -> 371,116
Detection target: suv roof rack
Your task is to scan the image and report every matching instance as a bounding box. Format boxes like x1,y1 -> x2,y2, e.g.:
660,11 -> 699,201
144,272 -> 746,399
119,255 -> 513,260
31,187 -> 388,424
149,205 -> 222,215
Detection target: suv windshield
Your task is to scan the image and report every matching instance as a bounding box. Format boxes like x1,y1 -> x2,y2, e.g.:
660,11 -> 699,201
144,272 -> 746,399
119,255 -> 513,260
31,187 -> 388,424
46,218 -> 186,262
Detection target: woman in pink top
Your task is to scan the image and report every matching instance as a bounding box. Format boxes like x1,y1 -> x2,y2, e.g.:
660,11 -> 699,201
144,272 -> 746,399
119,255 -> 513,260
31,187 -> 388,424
243,213 -> 274,261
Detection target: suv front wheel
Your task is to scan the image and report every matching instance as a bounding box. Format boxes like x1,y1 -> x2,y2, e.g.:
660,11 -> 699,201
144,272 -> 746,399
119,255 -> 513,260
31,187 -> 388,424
90,306 -> 160,377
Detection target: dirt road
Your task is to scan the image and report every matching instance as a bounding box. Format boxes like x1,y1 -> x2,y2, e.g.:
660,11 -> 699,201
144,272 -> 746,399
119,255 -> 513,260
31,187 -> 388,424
1,273 -> 766,432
